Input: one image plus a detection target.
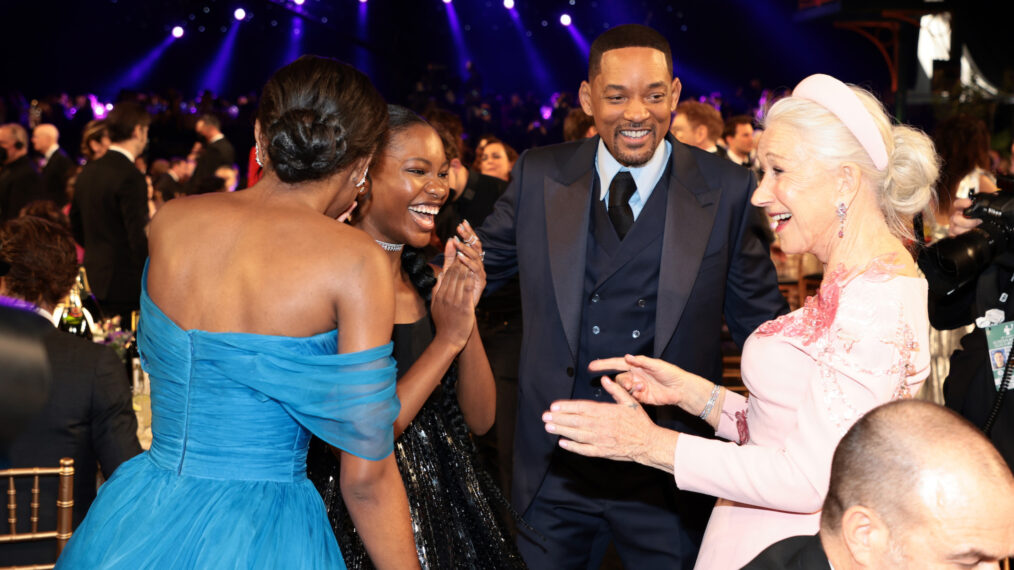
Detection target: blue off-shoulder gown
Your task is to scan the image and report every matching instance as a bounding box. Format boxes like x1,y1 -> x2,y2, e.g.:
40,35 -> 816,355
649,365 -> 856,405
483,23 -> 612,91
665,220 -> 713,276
56,264 -> 399,569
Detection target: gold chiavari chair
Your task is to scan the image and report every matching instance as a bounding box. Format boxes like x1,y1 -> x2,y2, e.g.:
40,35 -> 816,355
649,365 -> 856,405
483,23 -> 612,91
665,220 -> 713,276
0,458 -> 74,570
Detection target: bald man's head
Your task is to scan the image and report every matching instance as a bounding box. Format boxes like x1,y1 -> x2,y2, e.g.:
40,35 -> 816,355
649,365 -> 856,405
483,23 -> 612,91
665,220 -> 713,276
31,124 -> 59,154
821,400 -> 1014,569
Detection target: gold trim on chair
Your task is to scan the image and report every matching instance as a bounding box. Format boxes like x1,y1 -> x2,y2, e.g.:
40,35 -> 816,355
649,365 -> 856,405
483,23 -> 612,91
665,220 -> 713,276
0,458 -> 75,569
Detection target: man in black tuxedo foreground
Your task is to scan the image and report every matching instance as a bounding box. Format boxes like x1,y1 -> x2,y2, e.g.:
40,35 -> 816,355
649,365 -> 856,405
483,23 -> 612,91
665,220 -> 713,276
70,102 -> 151,322
744,399 -> 1014,569
1,216 -> 141,566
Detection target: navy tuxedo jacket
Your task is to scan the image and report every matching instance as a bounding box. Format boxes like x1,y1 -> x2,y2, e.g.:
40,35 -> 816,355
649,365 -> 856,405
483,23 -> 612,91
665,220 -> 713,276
477,134 -> 788,512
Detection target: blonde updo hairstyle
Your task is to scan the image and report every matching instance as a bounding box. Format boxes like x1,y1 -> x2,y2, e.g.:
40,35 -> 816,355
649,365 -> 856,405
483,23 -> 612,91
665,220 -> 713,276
763,85 -> 939,242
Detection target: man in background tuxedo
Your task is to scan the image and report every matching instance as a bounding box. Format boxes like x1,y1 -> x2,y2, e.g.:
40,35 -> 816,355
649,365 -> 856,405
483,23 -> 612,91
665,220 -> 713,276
744,400 -> 1014,569
155,156 -> 191,202
1,216 -> 140,566
0,123 -> 43,223
189,114 -> 235,192
70,102 -> 151,322
32,123 -> 75,207
722,114 -> 756,169
477,24 -> 786,569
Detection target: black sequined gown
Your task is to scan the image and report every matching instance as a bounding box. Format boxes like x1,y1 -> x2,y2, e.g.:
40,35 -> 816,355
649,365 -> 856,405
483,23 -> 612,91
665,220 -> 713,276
307,313 -> 526,569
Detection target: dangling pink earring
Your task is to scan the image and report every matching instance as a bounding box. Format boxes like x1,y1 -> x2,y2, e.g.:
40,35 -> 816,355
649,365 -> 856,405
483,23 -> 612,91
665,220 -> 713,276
836,202 -> 847,238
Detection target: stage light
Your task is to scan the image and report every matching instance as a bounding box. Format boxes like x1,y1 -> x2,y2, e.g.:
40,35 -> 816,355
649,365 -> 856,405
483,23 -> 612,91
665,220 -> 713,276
234,8 -> 246,20
503,0 -> 514,8
359,0 -> 367,2
443,0 -> 452,3
172,26 -> 184,38
560,14 -> 572,26
294,0 -> 305,4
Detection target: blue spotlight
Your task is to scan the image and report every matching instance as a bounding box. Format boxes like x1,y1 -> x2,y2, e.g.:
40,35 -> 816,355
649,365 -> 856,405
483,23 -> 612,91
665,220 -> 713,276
200,21 -> 241,95
565,17 -> 590,58
284,16 -> 302,65
108,33 -> 176,95
560,13 -> 572,26
356,0 -> 370,74
503,0 -> 514,8
234,8 -> 246,21
172,26 -> 184,38
506,5 -> 551,93
442,0 -> 470,77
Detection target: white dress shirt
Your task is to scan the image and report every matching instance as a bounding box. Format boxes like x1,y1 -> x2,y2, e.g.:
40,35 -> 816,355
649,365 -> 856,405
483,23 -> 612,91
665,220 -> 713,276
595,138 -> 672,220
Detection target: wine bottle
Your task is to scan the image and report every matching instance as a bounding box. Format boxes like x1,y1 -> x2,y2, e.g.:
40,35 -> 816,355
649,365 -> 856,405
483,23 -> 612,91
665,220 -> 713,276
75,266 -> 104,323
58,286 -> 92,340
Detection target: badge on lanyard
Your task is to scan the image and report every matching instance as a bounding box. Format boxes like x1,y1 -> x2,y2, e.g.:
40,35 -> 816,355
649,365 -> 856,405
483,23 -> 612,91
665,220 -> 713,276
984,320 -> 1014,391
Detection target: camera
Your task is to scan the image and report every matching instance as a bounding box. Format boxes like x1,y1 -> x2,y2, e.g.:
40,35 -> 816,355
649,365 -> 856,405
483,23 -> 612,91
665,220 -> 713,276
918,190 -> 1014,296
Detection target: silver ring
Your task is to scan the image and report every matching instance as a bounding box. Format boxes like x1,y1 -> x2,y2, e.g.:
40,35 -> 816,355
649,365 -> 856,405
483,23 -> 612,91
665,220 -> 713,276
466,236 -> 478,246
480,251 -> 485,261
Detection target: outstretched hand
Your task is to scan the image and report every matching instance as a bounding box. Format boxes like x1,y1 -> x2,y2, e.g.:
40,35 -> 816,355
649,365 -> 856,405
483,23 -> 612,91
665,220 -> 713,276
588,354 -> 695,408
542,376 -> 658,464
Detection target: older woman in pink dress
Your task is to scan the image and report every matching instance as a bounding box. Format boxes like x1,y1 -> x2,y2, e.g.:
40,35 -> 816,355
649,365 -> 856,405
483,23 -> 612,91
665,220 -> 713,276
542,74 -> 941,569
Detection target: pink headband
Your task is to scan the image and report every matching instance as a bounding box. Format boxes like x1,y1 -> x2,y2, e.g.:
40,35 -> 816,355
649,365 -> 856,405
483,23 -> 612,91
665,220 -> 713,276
791,74 -> 888,171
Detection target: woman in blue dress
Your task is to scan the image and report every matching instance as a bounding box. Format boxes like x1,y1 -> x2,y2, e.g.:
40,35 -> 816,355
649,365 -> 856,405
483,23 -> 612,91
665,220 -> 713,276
56,56 -> 419,569
307,106 -> 525,568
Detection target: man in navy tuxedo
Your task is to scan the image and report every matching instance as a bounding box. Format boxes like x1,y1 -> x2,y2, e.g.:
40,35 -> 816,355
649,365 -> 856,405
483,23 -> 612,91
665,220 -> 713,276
477,24 -> 787,568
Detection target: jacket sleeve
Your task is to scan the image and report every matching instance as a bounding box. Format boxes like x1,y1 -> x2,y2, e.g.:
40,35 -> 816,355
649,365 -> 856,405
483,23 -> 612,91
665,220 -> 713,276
475,152 -> 526,292
89,345 -> 141,477
117,171 -> 150,267
723,170 -> 789,347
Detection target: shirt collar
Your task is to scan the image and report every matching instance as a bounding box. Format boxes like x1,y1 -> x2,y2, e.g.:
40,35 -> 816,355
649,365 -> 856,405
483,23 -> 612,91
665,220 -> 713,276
44,145 -> 59,160
36,306 -> 57,327
167,171 -> 179,182
208,133 -> 225,143
596,137 -> 671,202
108,145 -> 136,164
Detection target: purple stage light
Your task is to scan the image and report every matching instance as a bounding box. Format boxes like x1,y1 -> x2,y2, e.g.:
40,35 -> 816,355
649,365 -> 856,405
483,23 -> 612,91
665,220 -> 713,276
294,0 -> 305,4
503,0 -> 514,8
234,8 -> 246,21
560,14 -> 572,26
359,0 -> 367,3
172,26 -> 184,38
442,0 -> 452,4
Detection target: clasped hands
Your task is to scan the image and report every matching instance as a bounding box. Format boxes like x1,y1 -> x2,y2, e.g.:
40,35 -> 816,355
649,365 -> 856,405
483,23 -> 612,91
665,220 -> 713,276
542,355 -> 711,472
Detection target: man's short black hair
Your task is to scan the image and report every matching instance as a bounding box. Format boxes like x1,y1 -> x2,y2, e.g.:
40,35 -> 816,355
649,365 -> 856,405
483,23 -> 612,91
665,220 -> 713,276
198,114 -> 221,130
588,24 -> 673,80
722,115 -> 754,141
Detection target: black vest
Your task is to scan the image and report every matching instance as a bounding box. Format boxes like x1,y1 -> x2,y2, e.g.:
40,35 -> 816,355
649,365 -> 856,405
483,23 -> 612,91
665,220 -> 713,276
572,163 -> 670,401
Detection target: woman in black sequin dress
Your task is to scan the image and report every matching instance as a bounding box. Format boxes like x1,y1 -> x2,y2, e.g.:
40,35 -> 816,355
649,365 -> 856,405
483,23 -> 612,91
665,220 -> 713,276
307,106 -> 525,569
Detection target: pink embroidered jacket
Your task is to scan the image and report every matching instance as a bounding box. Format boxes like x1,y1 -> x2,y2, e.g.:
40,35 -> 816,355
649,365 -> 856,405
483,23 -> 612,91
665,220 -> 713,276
674,259 -> 929,569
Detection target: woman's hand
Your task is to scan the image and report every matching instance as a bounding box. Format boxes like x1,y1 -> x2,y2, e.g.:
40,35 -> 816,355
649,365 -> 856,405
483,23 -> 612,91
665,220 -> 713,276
450,220 -> 486,307
588,354 -> 696,407
542,376 -> 679,474
431,240 -> 476,351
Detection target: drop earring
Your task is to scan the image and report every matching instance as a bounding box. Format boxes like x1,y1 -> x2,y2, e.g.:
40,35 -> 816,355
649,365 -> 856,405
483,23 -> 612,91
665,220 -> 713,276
356,167 -> 369,189
254,144 -> 264,167
836,201 -> 847,238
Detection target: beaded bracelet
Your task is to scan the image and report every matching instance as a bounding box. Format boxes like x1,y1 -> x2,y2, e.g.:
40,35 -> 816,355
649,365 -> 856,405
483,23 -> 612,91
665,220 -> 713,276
699,384 -> 721,420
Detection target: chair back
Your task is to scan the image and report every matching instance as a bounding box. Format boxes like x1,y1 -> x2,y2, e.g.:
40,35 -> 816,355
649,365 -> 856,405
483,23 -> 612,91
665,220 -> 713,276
0,458 -> 74,570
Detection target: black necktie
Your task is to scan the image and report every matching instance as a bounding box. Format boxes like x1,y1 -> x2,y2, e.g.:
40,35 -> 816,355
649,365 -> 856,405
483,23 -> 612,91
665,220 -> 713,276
607,171 -> 636,240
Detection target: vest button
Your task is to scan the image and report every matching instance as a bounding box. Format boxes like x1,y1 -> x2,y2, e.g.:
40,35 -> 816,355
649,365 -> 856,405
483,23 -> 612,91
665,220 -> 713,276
632,329 -> 641,338
637,298 -> 646,307
592,325 -> 600,335
566,367 -> 575,377
591,294 -> 600,303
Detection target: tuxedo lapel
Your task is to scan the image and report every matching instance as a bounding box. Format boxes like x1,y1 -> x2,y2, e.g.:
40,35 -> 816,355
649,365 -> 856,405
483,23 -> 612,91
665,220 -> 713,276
654,138 -> 721,356
545,138 -> 597,358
